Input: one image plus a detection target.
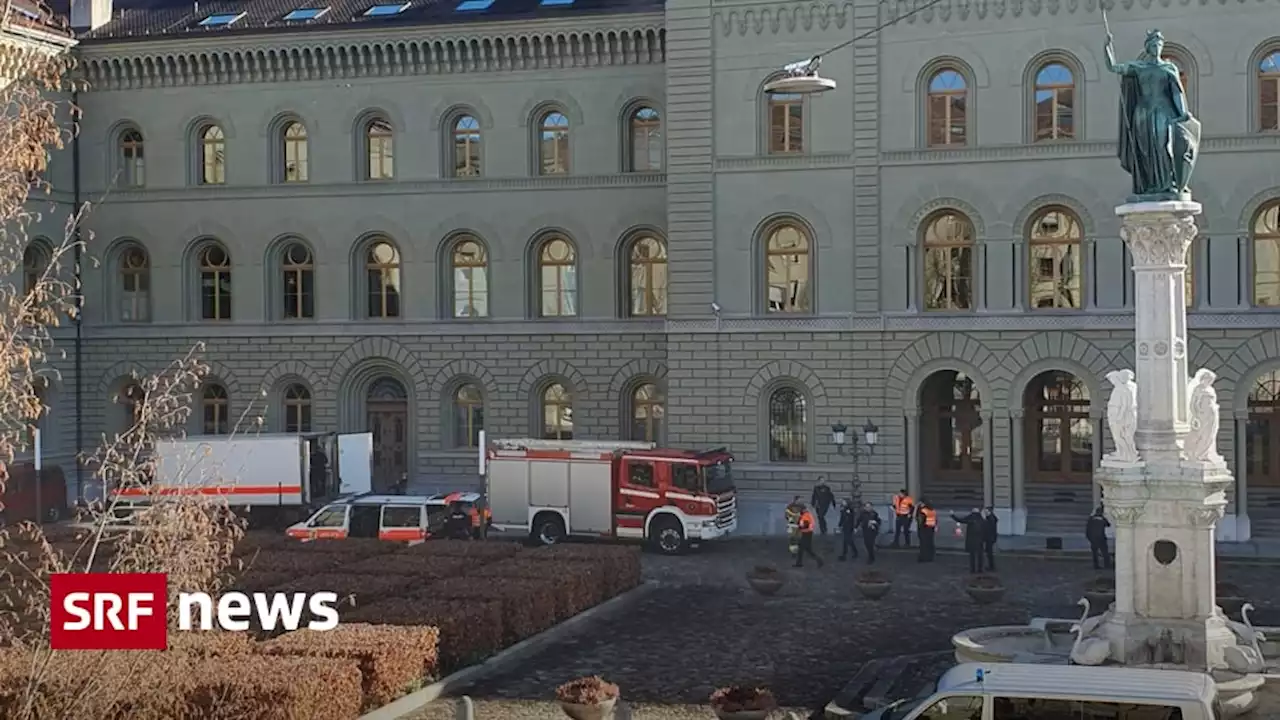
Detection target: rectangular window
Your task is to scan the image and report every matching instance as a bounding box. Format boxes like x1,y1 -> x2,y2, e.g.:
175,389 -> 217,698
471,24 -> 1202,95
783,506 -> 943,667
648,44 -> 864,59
283,271 -> 314,319
992,697 -> 1183,719
381,506 -> 422,528
200,272 -> 231,320
453,266 -> 489,318
540,265 -> 578,317
540,0 -> 574,6
455,0 -> 494,9
627,463 -> 655,488
368,268 -> 401,318
121,272 -> 150,322
363,3 -> 409,16
283,7 -> 329,20
198,12 -> 245,26
672,465 -> 700,492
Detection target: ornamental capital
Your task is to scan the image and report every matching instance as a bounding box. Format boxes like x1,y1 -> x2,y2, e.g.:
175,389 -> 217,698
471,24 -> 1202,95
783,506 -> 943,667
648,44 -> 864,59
1119,214 -> 1198,268
1106,505 -> 1144,526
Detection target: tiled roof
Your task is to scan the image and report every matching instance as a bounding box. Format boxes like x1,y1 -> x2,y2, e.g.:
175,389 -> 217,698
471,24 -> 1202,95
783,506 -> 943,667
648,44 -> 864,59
63,0 -> 662,42
8,0 -> 74,38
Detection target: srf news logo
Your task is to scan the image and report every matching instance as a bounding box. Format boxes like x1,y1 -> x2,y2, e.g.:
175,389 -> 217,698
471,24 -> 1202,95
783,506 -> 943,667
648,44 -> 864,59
50,573 -> 340,650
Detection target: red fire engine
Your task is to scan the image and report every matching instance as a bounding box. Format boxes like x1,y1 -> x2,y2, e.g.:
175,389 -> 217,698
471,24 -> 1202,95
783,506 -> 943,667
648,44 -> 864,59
485,439 -> 738,555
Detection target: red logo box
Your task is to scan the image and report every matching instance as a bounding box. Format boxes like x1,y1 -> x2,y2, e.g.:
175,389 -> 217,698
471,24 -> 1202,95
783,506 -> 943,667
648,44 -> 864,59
49,573 -> 168,650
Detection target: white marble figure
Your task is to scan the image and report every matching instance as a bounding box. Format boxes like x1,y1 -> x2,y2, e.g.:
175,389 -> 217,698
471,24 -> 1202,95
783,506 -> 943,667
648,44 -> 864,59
1104,369 -> 1140,464
1183,368 -> 1223,463
1070,598 -> 1112,666
1223,603 -> 1267,673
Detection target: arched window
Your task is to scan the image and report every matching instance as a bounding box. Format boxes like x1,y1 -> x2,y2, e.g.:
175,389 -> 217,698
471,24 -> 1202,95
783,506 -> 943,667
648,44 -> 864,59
453,383 -> 484,448
629,382 -> 664,443
201,383 -> 229,435
282,121 -> 309,183
922,211 -> 975,310
767,89 -> 803,154
198,243 -> 232,320
365,118 -> 394,180
538,111 -> 570,175
1260,50 -> 1280,132
1033,62 -> 1075,141
1027,208 -> 1082,309
541,382 -> 573,440
119,129 -> 145,187
767,386 -> 807,463
22,241 -> 49,296
119,244 -> 150,322
627,236 -> 667,317
365,240 -> 402,319
764,223 -> 811,313
452,115 -> 481,177
1026,371 -> 1092,478
537,237 -> 578,318
121,382 -> 145,428
1253,200 -> 1280,306
199,124 -> 226,185
450,237 -> 488,318
1247,370 -> 1280,486
628,107 -> 662,171
927,69 -> 967,147
283,383 -> 312,433
281,242 -> 315,319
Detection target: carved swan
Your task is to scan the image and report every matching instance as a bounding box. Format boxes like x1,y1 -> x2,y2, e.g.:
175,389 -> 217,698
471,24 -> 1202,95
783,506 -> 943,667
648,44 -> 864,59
1222,603 -> 1268,673
1070,597 -> 1111,666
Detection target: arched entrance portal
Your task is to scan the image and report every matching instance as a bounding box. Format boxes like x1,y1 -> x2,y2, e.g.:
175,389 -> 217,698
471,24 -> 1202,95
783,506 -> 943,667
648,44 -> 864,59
1246,370 -> 1280,536
367,377 -> 408,492
1023,370 -> 1094,530
920,370 -> 984,509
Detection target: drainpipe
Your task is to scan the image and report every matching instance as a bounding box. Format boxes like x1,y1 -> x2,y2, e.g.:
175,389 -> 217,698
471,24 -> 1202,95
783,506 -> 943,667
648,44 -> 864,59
72,87 -> 84,504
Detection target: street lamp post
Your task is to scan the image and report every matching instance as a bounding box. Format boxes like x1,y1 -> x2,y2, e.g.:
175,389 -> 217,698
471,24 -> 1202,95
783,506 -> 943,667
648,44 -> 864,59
831,420 -> 878,504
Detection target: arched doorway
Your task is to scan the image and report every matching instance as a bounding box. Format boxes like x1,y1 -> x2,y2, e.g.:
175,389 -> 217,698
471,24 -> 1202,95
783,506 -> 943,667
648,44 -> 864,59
1023,370 -> 1093,530
1246,370 -> 1280,535
919,370 -> 984,509
367,377 -> 408,492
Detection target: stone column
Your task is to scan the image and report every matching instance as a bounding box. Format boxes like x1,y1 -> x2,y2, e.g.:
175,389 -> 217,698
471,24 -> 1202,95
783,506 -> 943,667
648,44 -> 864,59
1234,413 -> 1251,541
1116,201 -> 1201,461
982,410 -> 994,509
1010,409 -> 1026,534
905,410 -> 921,500
1092,415 -> 1104,509
1108,505 -> 1143,616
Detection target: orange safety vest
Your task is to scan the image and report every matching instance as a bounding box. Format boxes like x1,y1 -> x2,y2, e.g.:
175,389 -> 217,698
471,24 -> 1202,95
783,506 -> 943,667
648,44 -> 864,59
798,511 -> 816,534
892,494 -> 915,516
468,508 -> 481,527
921,507 -> 937,528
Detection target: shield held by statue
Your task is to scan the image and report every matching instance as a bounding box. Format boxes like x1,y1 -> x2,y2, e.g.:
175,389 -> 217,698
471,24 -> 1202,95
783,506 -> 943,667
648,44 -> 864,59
1172,115 -> 1200,194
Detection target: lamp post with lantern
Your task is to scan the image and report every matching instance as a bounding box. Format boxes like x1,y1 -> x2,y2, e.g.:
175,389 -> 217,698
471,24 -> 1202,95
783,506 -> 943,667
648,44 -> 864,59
830,420 -> 878,504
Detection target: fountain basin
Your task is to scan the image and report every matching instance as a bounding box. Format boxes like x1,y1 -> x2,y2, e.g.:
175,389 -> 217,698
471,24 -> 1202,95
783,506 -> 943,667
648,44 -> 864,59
951,625 -> 1072,665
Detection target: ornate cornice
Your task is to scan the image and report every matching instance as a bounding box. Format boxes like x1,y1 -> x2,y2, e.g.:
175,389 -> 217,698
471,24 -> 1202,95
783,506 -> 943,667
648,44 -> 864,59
78,24 -> 665,91
881,134 -> 1280,166
665,310 -> 1280,333
98,172 -> 666,203
714,2 -> 854,37
85,317 -> 667,339
884,0 -> 1280,26
715,152 -> 855,172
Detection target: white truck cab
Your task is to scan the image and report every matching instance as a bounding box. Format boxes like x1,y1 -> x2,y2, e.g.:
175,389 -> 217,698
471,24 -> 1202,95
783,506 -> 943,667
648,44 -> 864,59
856,663 -> 1221,720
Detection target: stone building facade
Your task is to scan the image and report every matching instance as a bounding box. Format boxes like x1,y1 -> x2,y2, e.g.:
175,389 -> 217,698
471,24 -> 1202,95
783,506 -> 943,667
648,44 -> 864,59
21,0 -> 1280,537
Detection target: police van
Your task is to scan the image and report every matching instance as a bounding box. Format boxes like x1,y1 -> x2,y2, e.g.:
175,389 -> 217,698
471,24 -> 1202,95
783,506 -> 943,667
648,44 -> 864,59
285,491 -> 489,543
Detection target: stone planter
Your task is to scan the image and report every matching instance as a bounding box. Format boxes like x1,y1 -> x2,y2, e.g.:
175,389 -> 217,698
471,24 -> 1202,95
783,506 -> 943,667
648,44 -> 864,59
559,698 -> 617,720
855,580 -> 892,600
713,709 -> 770,720
747,576 -> 784,596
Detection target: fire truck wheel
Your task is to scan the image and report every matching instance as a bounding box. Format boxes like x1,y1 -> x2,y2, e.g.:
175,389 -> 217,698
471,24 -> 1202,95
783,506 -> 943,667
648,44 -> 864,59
533,512 -> 566,546
651,516 -> 686,555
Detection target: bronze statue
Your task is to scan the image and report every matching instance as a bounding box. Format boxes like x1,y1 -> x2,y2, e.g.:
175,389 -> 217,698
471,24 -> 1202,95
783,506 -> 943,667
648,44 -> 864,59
1104,27 -> 1201,202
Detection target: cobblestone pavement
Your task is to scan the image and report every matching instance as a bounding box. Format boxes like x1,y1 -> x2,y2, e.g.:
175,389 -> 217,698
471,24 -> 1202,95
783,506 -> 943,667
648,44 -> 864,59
455,537 -> 1280,715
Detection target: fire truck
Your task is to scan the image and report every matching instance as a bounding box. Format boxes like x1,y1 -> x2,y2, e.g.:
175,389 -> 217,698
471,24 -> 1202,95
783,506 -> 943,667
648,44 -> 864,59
486,438 -> 737,555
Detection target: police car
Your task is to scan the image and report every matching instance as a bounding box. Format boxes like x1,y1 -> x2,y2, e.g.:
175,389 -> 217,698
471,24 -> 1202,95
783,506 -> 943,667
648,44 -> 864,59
285,491 -> 490,543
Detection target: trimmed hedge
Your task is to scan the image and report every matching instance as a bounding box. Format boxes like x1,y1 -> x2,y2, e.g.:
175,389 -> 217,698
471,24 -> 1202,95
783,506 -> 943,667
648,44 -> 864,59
343,598 -> 502,672
469,560 -> 599,618
167,630 -> 258,657
524,544 -> 643,596
399,540 -> 522,561
425,577 -> 558,643
260,623 -> 438,708
182,655 -> 364,719
337,554 -> 470,577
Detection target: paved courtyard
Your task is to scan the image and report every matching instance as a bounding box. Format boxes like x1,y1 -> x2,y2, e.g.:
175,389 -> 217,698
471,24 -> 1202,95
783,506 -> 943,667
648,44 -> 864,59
449,536 -> 1280,717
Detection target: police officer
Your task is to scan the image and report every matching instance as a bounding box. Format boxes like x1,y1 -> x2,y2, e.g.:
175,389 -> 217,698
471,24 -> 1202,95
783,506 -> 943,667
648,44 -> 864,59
917,500 -> 938,563
952,507 -> 985,573
837,498 -> 859,561
891,488 -> 915,547
857,502 -> 882,565
793,505 -> 824,568
1086,505 -> 1112,570
443,502 -> 472,540
981,507 -> 999,571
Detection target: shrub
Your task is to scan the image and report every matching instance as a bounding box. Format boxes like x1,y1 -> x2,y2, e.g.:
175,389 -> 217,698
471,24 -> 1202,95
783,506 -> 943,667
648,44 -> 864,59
523,545 -> 641,596
182,655 -> 363,719
343,599 -> 501,673
0,649 -> 185,719
167,631 -> 258,657
237,551 -> 347,577
556,675 -> 619,705
278,538 -> 396,559
469,559 -> 600,617
399,540 -> 522,561
261,624 -> 437,709
226,569 -> 300,594
425,577 -> 557,643
337,554 -> 471,578
268,572 -> 417,603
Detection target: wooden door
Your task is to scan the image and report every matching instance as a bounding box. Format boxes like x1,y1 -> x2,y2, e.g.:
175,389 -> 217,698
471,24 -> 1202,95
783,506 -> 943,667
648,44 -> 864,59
368,402 -> 407,492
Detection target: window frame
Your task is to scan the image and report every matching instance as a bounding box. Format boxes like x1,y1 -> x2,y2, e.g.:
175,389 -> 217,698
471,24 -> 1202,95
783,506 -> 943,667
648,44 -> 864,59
361,238 -> 403,320
283,382 -> 313,433
196,241 -> 233,321
627,380 -> 665,443
1252,199 -> 1280,307
764,84 -> 805,155
1026,206 -> 1085,311
118,127 -> 146,188
447,234 -> 489,319
625,105 -> 663,172
625,234 -> 668,317
924,67 -> 969,148
1029,58 -> 1080,142
765,385 -> 809,464
540,381 -> 574,440
280,241 -> 316,320
279,120 -> 310,183
1258,47 -> 1280,133
535,109 -> 571,176
363,116 -> 395,181
450,113 -> 482,178
196,123 -> 227,186
761,220 -> 813,315
534,235 -> 579,318
921,210 -> 976,311
117,242 -> 151,323
22,240 -> 50,297
452,382 -> 485,448
201,383 -> 230,436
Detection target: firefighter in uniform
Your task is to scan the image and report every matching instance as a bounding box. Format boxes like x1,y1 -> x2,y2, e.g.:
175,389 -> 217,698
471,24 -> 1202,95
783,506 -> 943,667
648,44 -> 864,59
793,505 -> 824,568
917,500 -> 938,563
784,495 -> 804,556
891,489 -> 915,548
